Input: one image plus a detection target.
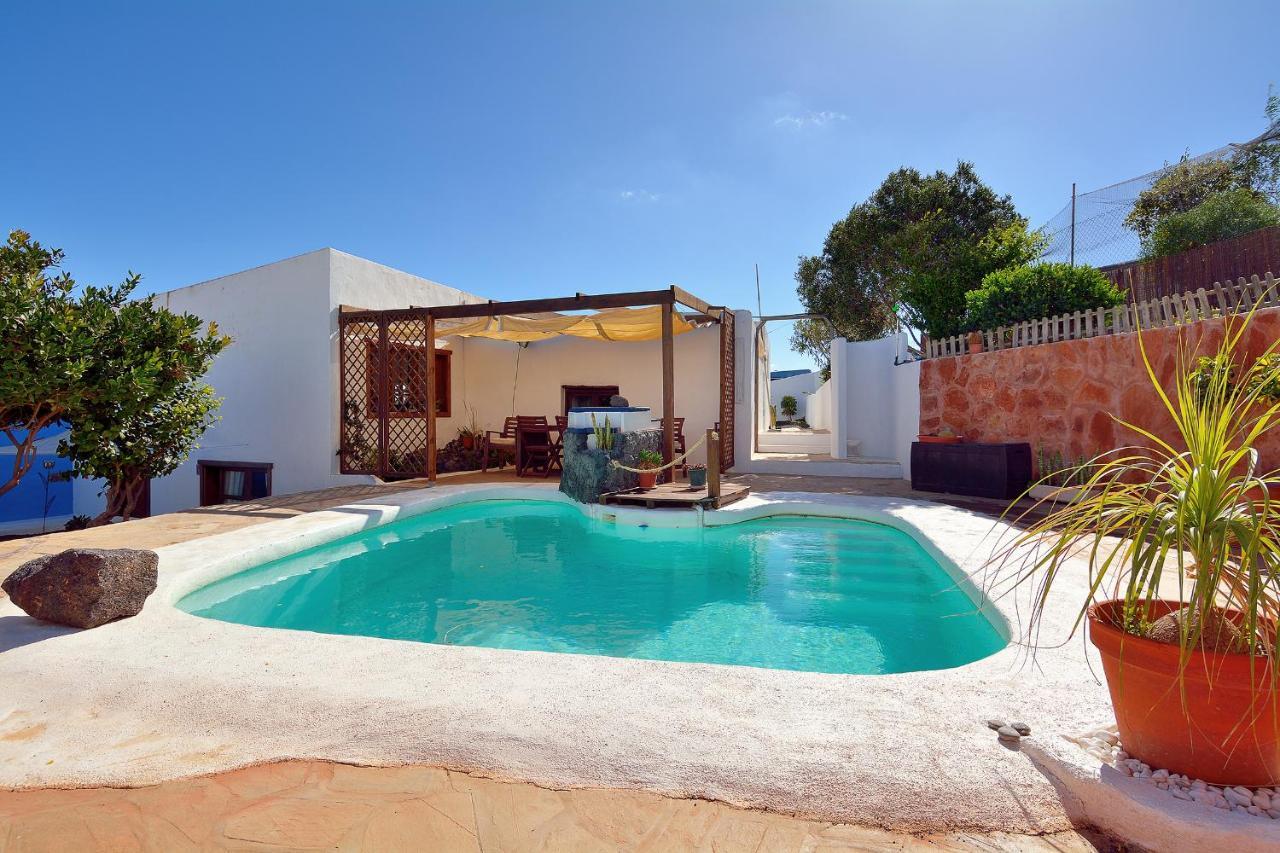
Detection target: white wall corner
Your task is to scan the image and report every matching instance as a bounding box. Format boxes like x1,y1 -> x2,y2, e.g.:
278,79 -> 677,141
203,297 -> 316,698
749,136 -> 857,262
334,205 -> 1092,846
829,337 -> 848,458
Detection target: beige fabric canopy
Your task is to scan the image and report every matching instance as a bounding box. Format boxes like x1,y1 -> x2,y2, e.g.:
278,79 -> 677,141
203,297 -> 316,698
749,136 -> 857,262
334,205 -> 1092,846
434,305 -> 695,343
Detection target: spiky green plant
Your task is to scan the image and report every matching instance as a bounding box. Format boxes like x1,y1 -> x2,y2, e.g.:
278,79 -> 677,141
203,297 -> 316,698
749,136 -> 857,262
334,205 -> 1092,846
993,303 -> 1280,686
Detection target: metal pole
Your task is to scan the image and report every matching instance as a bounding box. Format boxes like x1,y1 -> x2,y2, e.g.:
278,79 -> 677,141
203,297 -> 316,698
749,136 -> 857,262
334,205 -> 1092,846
1069,182 -> 1077,267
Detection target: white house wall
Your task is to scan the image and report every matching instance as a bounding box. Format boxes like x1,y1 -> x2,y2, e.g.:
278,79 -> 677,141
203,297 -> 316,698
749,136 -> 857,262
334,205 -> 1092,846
841,333 -> 919,475
150,249 -> 484,515
769,371 -> 821,419
149,250 -> 335,514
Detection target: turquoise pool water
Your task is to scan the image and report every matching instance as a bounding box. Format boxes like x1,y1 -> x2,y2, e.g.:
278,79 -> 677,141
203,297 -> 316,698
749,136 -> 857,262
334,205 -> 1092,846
178,500 -> 1006,674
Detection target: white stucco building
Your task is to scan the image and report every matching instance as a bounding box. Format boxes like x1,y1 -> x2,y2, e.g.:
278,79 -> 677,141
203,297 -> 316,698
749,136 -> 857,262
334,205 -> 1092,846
141,249 -> 729,515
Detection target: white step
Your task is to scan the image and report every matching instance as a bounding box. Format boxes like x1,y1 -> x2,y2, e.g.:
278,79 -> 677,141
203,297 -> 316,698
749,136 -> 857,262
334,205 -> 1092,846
758,437 -> 862,456
740,454 -> 903,479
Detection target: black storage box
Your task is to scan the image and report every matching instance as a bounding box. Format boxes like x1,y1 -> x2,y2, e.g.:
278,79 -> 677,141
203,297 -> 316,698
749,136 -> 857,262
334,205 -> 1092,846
910,441 -> 1032,500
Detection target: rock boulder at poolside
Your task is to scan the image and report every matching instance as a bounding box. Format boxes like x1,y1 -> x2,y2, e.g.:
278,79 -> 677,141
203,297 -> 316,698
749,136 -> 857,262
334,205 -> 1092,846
1,548 -> 159,628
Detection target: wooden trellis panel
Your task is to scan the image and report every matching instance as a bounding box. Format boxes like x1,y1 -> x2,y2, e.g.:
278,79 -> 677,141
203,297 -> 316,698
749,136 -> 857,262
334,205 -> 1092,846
719,309 -> 735,471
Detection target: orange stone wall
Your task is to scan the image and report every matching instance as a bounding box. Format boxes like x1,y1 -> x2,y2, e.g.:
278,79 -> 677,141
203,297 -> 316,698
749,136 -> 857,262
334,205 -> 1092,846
919,308 -> 1280,471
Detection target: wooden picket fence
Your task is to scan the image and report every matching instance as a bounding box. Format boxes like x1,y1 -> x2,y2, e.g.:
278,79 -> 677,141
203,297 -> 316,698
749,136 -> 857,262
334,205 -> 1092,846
923,272 -> 1278,360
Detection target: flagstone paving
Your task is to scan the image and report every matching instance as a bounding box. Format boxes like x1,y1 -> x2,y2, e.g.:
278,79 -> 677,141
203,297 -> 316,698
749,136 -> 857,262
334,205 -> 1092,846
0,760 -> 1113,852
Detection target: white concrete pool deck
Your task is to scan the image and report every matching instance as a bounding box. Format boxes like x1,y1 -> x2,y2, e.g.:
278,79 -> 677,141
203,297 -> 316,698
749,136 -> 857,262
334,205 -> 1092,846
0,484 -> 1112,835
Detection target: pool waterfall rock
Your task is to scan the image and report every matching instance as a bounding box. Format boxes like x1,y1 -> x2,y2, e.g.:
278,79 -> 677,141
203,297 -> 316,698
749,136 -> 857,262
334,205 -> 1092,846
2,548 -> 158,628
559,428 -> 664,504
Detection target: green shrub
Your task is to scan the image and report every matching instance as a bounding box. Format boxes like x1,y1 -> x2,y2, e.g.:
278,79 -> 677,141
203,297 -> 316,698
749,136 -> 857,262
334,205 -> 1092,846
1145,188 -> 1280,259
963,263 -> 1125,332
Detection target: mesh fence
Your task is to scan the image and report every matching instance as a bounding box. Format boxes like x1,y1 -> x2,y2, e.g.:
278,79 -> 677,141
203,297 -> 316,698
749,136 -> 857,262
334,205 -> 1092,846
1036,143 -> 1240,268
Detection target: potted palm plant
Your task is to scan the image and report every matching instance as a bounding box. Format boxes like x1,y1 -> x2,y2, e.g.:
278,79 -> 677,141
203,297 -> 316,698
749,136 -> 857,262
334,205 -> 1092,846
635,449 -> 663,490
997,310 -> 1280,786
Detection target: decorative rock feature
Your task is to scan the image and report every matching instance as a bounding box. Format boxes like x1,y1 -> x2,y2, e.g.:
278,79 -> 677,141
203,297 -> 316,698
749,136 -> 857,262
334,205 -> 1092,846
985,719 -> 1006,731
1069,723 -> 1280,820
1,548 -> 158,628
559,429 -> 664,504
996,725 -> 1022,743
1011,722 -> 1031,736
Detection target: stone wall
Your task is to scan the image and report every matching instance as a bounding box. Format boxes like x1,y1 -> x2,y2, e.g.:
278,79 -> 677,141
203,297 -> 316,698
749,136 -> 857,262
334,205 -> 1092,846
919,308 -> 1280,471
558,429 -> 664,504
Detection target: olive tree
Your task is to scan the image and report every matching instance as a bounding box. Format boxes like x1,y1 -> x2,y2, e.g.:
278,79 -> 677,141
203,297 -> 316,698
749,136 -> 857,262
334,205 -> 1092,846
0,231 -> 130,498
60,293 -> 230,524
792,162 -> 1039,354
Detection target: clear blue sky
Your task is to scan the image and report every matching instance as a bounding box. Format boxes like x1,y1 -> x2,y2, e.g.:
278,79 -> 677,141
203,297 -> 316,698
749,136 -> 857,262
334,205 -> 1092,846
5,1 -> 1277,370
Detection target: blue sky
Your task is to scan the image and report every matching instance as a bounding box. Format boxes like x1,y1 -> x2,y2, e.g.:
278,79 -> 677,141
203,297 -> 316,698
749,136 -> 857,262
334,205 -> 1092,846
5,1 -> 1277,370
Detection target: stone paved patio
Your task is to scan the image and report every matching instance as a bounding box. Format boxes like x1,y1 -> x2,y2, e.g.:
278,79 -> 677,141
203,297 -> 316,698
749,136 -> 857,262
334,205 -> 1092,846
0,761 -> 1112,852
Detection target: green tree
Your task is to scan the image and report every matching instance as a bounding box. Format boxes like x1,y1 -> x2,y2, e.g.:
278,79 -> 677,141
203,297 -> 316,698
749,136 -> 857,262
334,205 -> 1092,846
779,395 -> 798,420
60,292 -> 230,523
1145,188 -> 1280,259
963,263 -> 1125,331
792,162 -> 1039,348
0,231 -> 132,498
1126,89 -> 1280,247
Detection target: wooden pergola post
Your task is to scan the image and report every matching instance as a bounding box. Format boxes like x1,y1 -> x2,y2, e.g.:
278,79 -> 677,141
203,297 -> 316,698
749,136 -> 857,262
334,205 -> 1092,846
661,300 -> 675,482
426,312 -> 437,483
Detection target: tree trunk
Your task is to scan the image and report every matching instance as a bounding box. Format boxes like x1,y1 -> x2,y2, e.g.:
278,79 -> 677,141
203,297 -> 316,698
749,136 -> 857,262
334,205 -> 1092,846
0,411 -> 60,499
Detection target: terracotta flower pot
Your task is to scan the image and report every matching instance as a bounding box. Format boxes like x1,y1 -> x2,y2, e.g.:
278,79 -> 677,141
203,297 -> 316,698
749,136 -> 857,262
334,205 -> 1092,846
636,470 -> 658,490
1089,599 -> 1280,786
968,331 -> 984,354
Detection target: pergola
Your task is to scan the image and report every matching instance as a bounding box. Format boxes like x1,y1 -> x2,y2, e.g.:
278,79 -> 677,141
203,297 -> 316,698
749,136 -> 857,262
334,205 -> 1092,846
338,286 -> 735,482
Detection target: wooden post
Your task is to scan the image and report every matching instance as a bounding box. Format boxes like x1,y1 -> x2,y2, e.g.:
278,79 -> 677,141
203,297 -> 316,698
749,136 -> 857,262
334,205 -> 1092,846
426,313 -> 437,484
661,300 -> 675,483
706,429 -> 720,500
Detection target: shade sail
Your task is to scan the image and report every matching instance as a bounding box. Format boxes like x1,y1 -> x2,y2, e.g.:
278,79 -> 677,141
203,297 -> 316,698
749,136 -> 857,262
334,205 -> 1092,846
434,305 -> 696,343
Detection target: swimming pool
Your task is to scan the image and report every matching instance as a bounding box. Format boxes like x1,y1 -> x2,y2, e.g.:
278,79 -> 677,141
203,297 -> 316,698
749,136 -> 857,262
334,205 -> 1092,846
178,499 -> 1005,674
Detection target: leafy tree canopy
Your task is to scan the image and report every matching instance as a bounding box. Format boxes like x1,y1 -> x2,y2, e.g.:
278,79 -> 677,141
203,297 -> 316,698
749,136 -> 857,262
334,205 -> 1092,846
1126,89 -> 1280,246
0,229 -> 230,522
963,263 -> 1125,332
792,161 -> 1039,355
1145,187 -> 1280,260
0,231 -> 134,498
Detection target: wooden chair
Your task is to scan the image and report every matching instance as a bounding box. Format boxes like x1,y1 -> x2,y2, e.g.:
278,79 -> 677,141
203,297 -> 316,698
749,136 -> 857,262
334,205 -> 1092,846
516,416 -> 555,477
551,416 -> 568,474
482,417 -> 518,472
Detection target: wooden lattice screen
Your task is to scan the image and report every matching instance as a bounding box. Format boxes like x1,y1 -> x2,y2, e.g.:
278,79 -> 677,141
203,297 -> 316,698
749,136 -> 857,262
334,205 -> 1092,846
339,312 -> 434,480
719,309 -> 735,471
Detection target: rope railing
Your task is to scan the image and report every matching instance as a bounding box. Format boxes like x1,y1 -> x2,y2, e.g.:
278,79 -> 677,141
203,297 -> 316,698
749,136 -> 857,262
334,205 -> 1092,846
609,432 -> 711,473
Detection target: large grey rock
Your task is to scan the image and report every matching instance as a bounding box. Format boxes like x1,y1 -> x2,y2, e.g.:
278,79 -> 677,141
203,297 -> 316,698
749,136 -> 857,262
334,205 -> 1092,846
1,548 -> 158,628
559,429 -> 664,504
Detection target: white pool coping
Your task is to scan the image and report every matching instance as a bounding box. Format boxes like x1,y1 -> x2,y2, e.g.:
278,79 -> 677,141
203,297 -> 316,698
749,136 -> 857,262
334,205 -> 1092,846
0,484 -> 1113,835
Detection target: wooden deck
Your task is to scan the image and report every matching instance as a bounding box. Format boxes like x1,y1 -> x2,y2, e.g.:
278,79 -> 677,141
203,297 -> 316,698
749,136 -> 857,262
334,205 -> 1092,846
600,481 -> 749,510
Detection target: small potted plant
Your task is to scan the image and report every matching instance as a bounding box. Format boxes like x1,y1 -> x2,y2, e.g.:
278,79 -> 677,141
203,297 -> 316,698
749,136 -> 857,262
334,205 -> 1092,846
635,449 -> 663,490
688,463 -> 707,488
995,310 -> 1280,785
458,406 -> 481,450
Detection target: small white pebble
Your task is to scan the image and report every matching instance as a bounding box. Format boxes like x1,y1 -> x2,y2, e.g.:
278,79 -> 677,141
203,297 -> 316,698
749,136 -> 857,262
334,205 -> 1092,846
1232,785 -> 1253,798
1115,750 -> 1129,761
1268,808 -> 1280,819
1171,788 -> 1192,801
1152,768 -> 1170,781
1118,763 -> 1133,776
1248,806 -> 1263,816
1253,792 -> 1272,810
1191,779 -> 1207,790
